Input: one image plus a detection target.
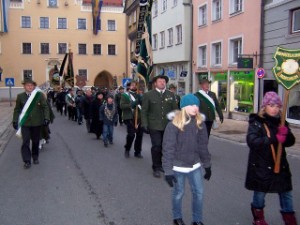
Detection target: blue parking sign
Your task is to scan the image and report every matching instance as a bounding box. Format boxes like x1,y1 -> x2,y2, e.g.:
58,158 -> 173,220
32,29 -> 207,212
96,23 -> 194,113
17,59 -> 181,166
5,78 -> 15,87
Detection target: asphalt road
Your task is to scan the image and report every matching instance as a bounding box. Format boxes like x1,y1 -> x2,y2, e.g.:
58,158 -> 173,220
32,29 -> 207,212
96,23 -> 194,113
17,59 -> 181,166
0,113 -> 299,225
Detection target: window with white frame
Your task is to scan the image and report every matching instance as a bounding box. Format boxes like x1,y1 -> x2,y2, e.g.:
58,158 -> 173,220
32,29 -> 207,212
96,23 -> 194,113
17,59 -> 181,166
78,18 -> 87,30
40,43 -> 50,54
291,8 -> 300,34
40,17 -> 49,29
78,69 -> 87,80
168,28 -> 173,46
58,43 -> 67,54
108,44 -> 116,55
230,0 -> 243,14
229,37 -> 242,64
153,1 -> 158,17
23,70 -> 33,80
176,25 -> 182,44
160,31 -> 165,48
212,0 -> 222,21
211,42 -> 222,66
78,44 -> 87,55
198,4 -> 207,26
58,18 -> 67,29
198,45 -> 207,67
173,0 -> 177,7
162,0 -> 167,12
49,0 -> 57,7
153,34 -> 158,50
21,16 -> 31,28
108,20 -> 116,31
22,43 -> 31,54
93,44 -> 101,55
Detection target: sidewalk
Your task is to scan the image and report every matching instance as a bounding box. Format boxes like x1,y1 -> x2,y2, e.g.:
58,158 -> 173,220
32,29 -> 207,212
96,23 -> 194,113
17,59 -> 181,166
0,101 -> 299,154
0,102 -> 15,154
211,118 -> 300,153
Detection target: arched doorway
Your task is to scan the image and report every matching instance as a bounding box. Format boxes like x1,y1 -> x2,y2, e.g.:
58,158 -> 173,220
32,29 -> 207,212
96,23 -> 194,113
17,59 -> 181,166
94,70 -> 113,89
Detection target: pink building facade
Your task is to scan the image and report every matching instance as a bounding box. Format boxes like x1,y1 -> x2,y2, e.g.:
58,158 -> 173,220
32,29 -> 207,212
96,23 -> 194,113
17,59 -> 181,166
193,0 -> 262,119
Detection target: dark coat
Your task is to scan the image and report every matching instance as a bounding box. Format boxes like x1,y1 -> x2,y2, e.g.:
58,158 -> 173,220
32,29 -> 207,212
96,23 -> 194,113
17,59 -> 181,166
82,95 -> 94,120
194,91 -> 223,121
141,89 -> 178,131
13,92 -> 50,127
120,91 -> 142,121
162,117 -> 211,176
245,113 -> 295,193
90,99 -> 104,135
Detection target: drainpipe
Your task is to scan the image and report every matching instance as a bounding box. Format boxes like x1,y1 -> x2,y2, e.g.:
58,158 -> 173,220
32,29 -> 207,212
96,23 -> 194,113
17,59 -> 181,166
257,0 -> 265,112
183,0 -> 193,93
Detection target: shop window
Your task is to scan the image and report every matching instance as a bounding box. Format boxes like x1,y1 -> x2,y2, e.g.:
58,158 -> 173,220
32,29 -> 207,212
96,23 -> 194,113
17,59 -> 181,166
229,71 -> 254,113
211,72 -> 227,111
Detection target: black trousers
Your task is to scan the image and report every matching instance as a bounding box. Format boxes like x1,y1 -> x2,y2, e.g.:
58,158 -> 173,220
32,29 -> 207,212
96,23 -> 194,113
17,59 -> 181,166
117,107 -> 123,125
21,126 -> 41,163
149,129 -> 164,171
124,119 -> 143,154
205,121 -> 213,138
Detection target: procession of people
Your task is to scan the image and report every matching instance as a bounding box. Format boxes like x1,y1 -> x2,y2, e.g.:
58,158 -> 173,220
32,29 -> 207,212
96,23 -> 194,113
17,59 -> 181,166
12,75 -> 298,225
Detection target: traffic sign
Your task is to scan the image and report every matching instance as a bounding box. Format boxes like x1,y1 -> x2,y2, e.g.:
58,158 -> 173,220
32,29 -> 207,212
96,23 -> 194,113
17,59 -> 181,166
5,78 -> 15,87
256,68 -> 265,79
122,78 -> 132,87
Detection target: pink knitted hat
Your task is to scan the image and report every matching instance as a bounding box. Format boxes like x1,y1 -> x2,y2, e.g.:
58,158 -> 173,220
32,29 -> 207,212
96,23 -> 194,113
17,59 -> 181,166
262,91 -> 282,108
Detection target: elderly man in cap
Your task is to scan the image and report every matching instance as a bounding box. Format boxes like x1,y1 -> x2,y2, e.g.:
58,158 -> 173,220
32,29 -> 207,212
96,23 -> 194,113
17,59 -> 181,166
194,78 -> 223,138
141,74 -> 178,178
12,79 -> 50,168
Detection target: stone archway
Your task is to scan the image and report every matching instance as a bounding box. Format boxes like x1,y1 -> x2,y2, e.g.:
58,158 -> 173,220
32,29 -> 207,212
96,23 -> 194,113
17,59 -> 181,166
94,70 -> 113,89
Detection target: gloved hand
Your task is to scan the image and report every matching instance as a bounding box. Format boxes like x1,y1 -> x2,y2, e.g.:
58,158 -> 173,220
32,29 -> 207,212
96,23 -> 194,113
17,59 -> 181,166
43,119 -> 50,126
12,122 -> 18,130
142,126 -> 150,134
276,126 -> 288,143
165,175 -> 177,187
278,126 -> 288,135
219,117 -> 224,123
204,167 -> 211,180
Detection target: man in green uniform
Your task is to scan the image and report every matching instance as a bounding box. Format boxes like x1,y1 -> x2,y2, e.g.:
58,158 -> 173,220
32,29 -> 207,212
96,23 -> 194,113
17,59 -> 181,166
141,75 -> 178,178
194,78 -> 223,138
13,79 -> 50,168
120,81 -> 144,158
168,83 -> 181,108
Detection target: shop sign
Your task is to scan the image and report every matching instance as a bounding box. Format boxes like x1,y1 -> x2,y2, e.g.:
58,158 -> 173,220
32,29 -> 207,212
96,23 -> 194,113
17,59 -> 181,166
230,71 -> 254,82
212,71 -> 227,81
256,68 -> 265,79
237,57 -> 253,69
272,47 -> 300,90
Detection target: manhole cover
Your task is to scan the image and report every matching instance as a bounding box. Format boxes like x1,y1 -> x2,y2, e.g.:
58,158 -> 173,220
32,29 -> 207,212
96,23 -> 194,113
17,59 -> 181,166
218,130 -> 246,135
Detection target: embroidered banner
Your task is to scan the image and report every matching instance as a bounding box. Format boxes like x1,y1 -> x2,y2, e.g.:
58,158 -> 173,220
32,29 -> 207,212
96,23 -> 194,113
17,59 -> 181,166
135,0 -> 153,85
272,47 -> 300,90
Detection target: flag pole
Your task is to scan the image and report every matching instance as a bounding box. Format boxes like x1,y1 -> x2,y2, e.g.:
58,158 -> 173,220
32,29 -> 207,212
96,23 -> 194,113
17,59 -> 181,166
274,89 -> 290,173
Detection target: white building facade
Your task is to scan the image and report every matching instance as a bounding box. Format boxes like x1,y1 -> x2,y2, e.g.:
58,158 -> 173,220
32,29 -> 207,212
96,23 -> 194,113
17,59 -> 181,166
151,0 -> 193,95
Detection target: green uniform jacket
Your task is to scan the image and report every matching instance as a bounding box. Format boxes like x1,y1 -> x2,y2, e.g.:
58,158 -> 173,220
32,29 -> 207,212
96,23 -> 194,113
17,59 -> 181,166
120,92 -> 142,121
194,90 -> 223,122
141,89 -> 178,131
13,92 -> 50,127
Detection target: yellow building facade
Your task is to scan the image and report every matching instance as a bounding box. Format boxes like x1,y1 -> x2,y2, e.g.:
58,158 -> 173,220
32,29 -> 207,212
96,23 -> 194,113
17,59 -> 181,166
0,0 -> 127,91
